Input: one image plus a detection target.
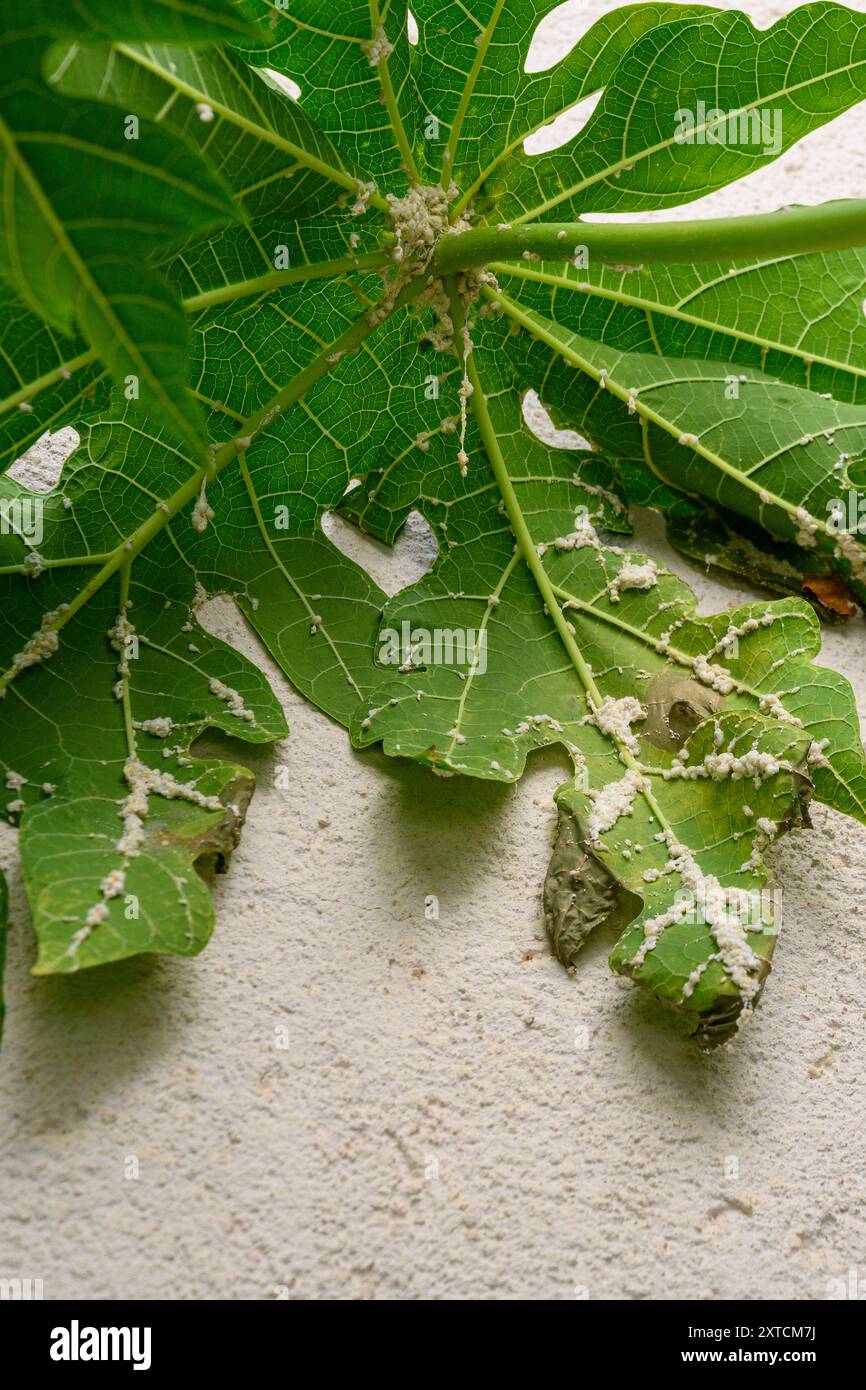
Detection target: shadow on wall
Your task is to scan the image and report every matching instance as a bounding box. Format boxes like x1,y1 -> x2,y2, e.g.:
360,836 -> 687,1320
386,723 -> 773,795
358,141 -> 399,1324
2,949 -> 186,1121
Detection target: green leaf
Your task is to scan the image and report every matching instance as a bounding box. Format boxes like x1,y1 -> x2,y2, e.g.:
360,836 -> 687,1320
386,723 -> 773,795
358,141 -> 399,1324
0,37 -> 241,461
614,459 -> 859,620
233,0 -> 418,186
493,6 -> 866,222
9,0 -> 259,44
4,0 -> 866,1049
492,240 -> 866,404
0,248 -> 422,965
344,322 -> 866,811
0,284 -> 107,475
48,40 -> 382,220
0,453 -> 288,974
553,712 -> 812,1048
490,236 -> 866,604
495,294 -> 866,606
341,326 -> 865,1037
411,1 -> 712,205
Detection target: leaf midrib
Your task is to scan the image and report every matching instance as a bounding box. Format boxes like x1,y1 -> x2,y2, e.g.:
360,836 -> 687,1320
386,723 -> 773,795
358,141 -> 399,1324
441,0 -> 506,187
112,42 -> 387,210
511,49 -> 866,223
488,286 -> 865,561
0,110 -> 203,457
491,259 -> 866,386
458,292 -> 672,832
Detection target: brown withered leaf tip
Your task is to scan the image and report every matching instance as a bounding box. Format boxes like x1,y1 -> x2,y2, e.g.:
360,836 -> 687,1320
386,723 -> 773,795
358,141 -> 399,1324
802,573 -> 858,617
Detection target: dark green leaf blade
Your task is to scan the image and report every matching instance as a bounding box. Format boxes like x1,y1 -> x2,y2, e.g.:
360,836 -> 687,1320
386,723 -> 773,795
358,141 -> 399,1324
412,0 -> 712,201
233,0 -> 417,187
0,284 -> 107,475
0,48 -> 242,460
8,0 -> 259,44
48,40 -> 377,221
494,6 -> 866,223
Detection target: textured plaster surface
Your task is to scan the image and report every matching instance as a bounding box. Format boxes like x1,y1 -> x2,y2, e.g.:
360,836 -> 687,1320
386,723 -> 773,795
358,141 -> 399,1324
1,1 -> 866,1302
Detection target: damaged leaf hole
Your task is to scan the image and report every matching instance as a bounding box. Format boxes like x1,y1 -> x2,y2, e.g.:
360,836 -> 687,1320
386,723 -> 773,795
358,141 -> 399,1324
2,2 -> 866,1052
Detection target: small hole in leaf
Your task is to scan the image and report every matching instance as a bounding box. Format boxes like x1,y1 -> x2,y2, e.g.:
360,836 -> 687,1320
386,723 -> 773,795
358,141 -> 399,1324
322,508 -> 437,597
524,91 -> 601,156
8,426 -> 80,492
525,1 -> 593,74
263,68 -> 301,100
522,390 -> 592,452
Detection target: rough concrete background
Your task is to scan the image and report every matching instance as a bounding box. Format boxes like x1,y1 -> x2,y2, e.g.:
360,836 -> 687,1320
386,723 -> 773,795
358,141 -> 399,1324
2,1 -> 866,1301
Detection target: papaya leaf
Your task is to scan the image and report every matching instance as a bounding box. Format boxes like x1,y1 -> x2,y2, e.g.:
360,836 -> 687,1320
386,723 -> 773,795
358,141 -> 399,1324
342,328 -> 864,1038
491,241 -> 866,404
552,712 -> 813,1048
495,296 -> 866,604
231,0 -> 418,187
0,309 -> 403,971
0,32 -> 242,461
614,459 -> 859,620
0,451 -> 288,974
492,5 -> 866,222
3,1 -> 866,1048
9,0 -> 258,45
409,1 -> 713,200
47,41 -> 372,222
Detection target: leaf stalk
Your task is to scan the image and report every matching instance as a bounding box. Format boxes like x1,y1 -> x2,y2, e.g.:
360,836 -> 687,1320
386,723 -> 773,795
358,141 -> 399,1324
433,200 -> 866,273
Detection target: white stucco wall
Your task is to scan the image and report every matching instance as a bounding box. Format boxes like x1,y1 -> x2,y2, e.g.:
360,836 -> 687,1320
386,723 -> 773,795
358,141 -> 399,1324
1,1 -> 865,1301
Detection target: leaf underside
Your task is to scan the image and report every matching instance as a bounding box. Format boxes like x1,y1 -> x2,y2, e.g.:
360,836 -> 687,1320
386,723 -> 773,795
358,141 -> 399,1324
2,0 -> 866,1047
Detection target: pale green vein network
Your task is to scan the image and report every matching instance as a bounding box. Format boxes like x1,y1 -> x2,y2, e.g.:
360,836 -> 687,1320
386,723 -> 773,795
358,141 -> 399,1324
3,0 -> 866,1043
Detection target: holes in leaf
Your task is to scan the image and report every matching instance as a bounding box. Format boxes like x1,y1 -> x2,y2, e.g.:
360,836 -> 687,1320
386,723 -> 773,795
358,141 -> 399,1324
525,1 -> 593,74
522,390 -> 592,452
518,3 -> 604,153
523,90 -> 601,156
322,507 -> 437,597
263,68 -> 301,100
8,427 -> 80,492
